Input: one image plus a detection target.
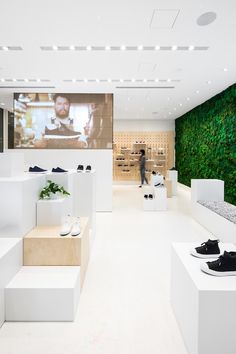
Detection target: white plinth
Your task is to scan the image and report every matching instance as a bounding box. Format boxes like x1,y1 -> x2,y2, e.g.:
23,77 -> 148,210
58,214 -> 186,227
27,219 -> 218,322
168,170 -> 178,196
37,198 -> 68,226
153,187 -> 167,210
171,242 -> 236,354
73,170 -> 96,245
0,152 -> 24,177
0,175 -> 46,237
5,266 -> 80,321
143,198 -> 155,211
191,179 -> 224,203
0,238 -> 22,327
150,174 -> 164,187
47,170 -> 75,215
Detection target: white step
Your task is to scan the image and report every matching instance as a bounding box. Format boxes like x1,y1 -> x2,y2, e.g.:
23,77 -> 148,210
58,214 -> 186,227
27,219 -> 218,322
5,266 -> 80,322
0,238 -> 22,327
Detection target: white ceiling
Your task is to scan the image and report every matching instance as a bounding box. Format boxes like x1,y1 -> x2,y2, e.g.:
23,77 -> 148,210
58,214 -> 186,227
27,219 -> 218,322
0,0 -> 235,120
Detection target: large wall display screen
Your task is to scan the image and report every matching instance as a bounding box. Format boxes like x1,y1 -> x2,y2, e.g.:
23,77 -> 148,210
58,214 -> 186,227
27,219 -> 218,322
13,93 -> 113,149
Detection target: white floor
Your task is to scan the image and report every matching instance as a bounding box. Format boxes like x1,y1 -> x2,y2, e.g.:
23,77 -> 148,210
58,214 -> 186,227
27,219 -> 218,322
0,185 -> 211,354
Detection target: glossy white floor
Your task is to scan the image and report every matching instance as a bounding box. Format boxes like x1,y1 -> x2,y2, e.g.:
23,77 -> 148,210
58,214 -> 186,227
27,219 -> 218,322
0,184 -> 211,354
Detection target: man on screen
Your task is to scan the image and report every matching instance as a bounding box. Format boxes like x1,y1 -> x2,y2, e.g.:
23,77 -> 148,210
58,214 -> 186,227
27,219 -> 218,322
34,93 -> 88,148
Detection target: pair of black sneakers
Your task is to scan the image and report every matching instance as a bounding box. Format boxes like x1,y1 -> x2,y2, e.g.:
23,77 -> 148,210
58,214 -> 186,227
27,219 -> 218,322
77,165 -> 92,172
144,194 -> 154,199
191,239 -> 236,276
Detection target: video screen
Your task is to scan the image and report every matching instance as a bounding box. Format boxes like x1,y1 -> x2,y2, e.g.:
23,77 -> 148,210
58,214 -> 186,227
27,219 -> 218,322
13,93 -> 113,149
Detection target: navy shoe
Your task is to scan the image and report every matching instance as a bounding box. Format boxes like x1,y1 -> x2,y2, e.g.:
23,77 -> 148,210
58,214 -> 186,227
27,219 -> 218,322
86,165 -> 92,172
77,165 -> 84,172
29,166 -> 47,173
52,167 -> 68,173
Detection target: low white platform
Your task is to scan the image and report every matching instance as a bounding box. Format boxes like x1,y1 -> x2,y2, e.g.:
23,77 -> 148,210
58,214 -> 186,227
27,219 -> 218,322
0,238 -> 22,327
0,152 -> 24,177
37,198 -> 68,226
143,197 -> 155,211
153,187 -> 167,211
168,170 -> 178,196
191,179 -> 224,203
0,174 -> 46,237
171,242 -> 236,354
5,266 -> 80,322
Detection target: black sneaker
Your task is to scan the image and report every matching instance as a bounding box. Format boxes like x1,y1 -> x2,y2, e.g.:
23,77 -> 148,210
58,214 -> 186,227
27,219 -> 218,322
29,166 -> 47,173
201,251 -> 236,276
169,167 -> 176,171
149,194 -> 153,199
191,239 -> 220,258
52,167 -> 68,173
86,165 -> 91,172
144,194 -> 148,199
77,165 -> 84,172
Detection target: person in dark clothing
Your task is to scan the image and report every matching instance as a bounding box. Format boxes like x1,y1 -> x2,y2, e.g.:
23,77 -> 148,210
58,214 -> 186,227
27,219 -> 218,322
139,149 -> 148,187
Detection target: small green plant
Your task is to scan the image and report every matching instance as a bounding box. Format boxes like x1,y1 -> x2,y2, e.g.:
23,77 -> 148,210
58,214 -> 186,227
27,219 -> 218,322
39,180 -> 70,199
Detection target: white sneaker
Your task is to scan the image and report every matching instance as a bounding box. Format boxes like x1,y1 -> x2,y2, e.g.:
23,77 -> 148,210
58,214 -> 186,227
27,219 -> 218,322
71,219 -> 81,237
60,215 -> 73,236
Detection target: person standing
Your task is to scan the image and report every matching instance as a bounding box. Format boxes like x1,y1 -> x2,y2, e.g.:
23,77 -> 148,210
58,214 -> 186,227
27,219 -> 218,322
139,149 -> 148,187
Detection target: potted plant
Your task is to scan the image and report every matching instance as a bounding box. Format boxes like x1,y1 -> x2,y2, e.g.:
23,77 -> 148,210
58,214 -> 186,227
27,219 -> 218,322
39,180 -> 70,200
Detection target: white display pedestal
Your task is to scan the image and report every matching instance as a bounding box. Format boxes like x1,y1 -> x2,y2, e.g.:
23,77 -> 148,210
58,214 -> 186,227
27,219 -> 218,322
150,174 -> 164,187
47,170 -> 75,215
37,198 -> 68,226
0,152 -> 24,177
143,198 -> 155,211
5,266 -> 80,321
153,187 -> 167,210
171,242 -> 236,354
168,170 -> 178,196
0,175 -> 46,237
0,238 -> 22,327
73,170 -> 96,245
191,179 -> 224,203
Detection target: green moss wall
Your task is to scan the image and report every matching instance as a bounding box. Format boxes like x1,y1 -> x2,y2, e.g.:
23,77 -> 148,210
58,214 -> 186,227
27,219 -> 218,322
175,83 -> 236,205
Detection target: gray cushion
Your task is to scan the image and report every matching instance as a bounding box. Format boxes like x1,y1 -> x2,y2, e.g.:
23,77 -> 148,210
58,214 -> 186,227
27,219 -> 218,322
198,200 -> 236,224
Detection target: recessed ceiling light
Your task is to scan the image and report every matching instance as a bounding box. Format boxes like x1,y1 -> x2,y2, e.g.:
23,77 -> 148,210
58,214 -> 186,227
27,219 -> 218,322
167,97 -> 170,101
72,78 -> 76,83
70,45 -> 75,50
172,45 -> 177,51
86,46 -> 92,51
138,45 -> 143,50
0,78 -> 5,82
174,107 -> 176,111
52,45 -> 58,50
186,97 -> 190,101
155,45 -> 160,50
196,90 -> 200,94
131,78 -> 135,82
169,112 -> 172,115
1,102 -> 5,105
24,78 -> 28,82
207,80 -> 211,84
84,78 -> 88,82
121,45 -> 126,51
13,78 -> 16,82
108,78 -> 111,82
179,103 -> 182,106
2,46 -> 8,51
143,78 -> 147,82
96,78 -> 100,83
167,78 -> 171,82
197,12 -> 217,26
188,45 -> 194,51
37,78 -> 41,82
120,79 -> 124,82
128,97 -> 130,101
155,78 -> 159,82
105,46 -> 110,51
223,68 -> 228,72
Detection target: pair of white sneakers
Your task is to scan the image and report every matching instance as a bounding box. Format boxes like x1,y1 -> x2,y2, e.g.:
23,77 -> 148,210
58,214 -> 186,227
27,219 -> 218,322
60,216 -> 81,237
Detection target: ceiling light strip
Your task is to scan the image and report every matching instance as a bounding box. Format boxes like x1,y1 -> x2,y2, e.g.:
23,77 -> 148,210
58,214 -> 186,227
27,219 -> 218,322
40,45 -> 209,51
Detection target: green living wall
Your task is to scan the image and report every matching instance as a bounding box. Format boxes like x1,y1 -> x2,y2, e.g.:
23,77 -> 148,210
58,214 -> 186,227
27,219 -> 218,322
175,83 -> 236,205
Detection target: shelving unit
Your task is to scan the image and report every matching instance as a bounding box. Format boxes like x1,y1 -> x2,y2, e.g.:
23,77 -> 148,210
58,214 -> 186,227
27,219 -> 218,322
113,132 -> 174,182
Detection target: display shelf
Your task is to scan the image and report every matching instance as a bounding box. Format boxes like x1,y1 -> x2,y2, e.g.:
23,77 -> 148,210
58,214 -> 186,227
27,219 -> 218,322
113,131 -> 174,181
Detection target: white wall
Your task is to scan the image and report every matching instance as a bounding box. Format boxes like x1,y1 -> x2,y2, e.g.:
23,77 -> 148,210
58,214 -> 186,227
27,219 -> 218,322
6,149 -> 112,212
114,119 -> 175,132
